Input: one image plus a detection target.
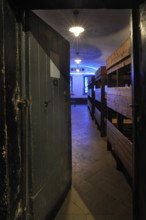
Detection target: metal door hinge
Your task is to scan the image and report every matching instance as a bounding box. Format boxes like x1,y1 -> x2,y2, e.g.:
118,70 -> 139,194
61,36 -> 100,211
17,99 -> 31,108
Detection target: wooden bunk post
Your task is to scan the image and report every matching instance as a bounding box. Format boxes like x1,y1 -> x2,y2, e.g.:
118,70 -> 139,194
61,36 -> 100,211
94,66 -> 107,137
87,76 -> 95,120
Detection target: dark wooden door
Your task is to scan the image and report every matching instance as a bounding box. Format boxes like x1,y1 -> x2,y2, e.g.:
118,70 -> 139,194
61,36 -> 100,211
25,12 -> 71,219
132,2 -> 146,220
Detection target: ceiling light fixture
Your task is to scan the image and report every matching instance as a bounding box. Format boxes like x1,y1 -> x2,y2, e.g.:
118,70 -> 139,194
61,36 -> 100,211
76,68 -> 80,72
74,59 -> 82,64
74,52 -> 82,64
69,10 -> 85,37
69,26 -> 84,37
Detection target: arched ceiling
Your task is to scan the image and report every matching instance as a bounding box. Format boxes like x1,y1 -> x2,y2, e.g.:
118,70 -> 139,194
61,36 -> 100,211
34,9 -> 131,74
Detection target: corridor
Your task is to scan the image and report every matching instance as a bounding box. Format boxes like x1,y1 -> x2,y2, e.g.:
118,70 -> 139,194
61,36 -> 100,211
55,105 -> 132,220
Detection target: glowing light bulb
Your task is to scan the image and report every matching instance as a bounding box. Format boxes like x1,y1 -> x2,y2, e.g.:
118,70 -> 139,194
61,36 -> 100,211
75,59 -> 82,64
69,26 -> 85,37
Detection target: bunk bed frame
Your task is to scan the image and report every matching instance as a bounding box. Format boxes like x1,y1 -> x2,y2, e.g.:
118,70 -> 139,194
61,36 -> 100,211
87,76 -> 95,119
106,38 -> 133,179
94,66 -> 107,136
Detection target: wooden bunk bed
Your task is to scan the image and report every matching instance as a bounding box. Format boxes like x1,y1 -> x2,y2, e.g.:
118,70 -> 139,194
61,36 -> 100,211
87,76 -> 95,119
106,37 -> 133,180
94,66 -> 107,136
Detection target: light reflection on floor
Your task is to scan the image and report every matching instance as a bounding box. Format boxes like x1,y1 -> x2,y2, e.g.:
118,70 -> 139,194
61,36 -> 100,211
55,186 -> 94,220
55,105 -> 132,220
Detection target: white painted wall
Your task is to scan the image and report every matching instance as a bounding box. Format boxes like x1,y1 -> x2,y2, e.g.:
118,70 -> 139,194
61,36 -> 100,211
71,75 -> 87,98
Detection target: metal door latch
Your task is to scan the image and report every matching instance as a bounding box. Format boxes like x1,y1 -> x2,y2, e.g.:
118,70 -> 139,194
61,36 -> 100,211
17,99 -> 31,108
129,103 -> 138,108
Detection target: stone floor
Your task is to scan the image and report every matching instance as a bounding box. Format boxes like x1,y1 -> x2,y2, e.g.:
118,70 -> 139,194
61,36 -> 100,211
55,105 -> 132,220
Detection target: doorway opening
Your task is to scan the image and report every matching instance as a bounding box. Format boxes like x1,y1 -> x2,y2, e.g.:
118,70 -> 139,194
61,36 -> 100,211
33,9 -> 133,219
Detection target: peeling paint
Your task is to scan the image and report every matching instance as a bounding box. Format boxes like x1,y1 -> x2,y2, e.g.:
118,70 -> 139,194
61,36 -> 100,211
1,67 -> 5,74
12,83 -> 21,121
0,145 -> 8,213
2,145 -> 6,159
0,1 -> 24,219
14,201 -> 23,220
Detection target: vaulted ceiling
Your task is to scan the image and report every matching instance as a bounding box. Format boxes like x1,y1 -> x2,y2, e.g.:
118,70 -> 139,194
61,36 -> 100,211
34,9 -> 131,74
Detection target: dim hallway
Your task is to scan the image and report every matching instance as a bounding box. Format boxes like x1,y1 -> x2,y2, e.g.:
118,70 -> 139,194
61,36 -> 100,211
55,104 -> 132,220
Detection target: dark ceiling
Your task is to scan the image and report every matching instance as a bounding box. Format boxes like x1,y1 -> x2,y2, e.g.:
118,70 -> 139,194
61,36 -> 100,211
9,0 -> 144,74
34,9 -> 131,74
10,0 -> 142,10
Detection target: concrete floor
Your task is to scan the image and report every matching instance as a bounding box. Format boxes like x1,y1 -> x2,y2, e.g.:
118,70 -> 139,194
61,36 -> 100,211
55,105 -> 132,220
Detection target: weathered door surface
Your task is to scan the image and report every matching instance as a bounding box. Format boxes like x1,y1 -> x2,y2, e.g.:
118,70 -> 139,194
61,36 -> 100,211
0,3 -> 71,219
26,12 -> 71,219
0,1 -> 24,219
1,0 -> 146,219
132,2 -> 146,220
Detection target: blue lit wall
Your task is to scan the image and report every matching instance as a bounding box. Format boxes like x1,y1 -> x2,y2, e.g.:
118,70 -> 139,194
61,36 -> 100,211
70,73 -> 94,98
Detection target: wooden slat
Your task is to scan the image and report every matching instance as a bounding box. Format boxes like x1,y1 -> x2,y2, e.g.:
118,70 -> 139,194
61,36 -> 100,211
87,99 -> 92,113
95,66 -> 106,79
107,120 -> 133,177
112,118 -> 132,124
106,38 -> 131,69
95,88 -> 101,102
107,87 -> 132,119
107,57 -> 131,74
88,88 -> 92,97
94,107 -> 101,126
